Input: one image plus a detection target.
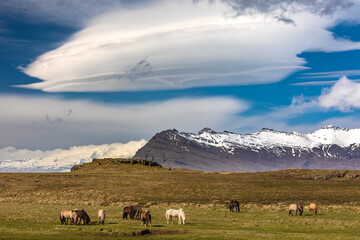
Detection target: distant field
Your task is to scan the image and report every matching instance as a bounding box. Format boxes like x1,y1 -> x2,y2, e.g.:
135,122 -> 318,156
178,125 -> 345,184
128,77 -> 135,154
1,161 -> 360,239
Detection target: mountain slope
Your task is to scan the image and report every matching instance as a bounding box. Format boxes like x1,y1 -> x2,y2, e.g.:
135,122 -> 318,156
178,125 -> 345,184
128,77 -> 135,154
133,126 -> 360,171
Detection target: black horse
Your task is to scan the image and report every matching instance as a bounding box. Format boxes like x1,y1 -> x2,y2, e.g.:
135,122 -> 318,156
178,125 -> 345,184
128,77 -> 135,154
229,200 -> 240,212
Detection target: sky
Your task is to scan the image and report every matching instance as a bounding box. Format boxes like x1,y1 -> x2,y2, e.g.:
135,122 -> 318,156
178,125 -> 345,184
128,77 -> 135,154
1,0 -> 360,171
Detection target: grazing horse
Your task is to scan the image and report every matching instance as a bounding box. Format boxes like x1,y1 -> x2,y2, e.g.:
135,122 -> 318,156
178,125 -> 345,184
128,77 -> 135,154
229,200 -> 240,212
98,209 -> 106,225
123,206 -> 135,219
131,206 -> 143,219
60,210 -> 73,225
166,208 -> 186,225
72,209 -> 90,225
70,211 -> 78,225
288,204 -> 303,216
141,210 -> 151,227
309,203 -> 318,215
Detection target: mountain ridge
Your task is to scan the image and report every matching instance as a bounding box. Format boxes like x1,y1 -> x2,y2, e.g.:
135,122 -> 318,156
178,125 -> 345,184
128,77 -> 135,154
133,126 -> 360,172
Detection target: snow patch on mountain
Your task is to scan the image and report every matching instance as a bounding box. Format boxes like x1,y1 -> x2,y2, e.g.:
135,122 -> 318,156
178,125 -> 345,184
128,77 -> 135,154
179,125 -> 360,151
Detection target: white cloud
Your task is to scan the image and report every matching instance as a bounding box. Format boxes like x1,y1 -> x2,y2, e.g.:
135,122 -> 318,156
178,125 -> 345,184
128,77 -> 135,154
0,140 -> 147,172
17,1 -> 360,92
231,76 -> 360,133
319,76 -> 360,111
0,94 -> 248,149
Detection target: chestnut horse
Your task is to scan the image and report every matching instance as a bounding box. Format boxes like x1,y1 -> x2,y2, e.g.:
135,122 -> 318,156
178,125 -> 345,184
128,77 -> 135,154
141,210 -> 151,227
309,203 -> 318,215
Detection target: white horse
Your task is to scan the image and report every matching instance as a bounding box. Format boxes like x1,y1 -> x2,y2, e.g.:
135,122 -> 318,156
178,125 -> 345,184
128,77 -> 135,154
166,208 -> 186,224
98,209 -> 106,225
288,204 -> 303,216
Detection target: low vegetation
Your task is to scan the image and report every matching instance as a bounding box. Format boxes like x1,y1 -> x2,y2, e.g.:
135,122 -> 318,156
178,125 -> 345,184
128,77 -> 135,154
1,159 -> 360,239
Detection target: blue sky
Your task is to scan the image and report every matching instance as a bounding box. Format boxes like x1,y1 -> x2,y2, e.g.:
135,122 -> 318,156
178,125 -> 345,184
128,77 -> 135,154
2,0 -> 360,154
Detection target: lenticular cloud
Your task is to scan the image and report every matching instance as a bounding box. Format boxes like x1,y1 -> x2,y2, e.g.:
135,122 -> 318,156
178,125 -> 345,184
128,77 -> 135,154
0,140 -> 147,172
18,1 -> 360,92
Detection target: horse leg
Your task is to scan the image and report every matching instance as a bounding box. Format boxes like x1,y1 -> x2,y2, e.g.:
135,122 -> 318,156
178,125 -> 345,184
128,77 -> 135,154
178,216 -> 181,225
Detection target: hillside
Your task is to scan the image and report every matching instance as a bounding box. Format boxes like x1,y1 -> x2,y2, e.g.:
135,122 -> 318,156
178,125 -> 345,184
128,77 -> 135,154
70,158 -> 162,172
1,163 -> 360,206
133,126 -> 360,171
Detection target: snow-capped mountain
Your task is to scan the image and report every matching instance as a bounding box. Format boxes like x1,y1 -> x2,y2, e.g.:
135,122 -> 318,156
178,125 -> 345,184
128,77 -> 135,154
133,126 -> 360,171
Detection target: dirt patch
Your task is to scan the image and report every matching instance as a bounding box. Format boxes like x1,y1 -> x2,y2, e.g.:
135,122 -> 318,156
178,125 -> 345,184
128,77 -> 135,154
138,229 -> 185,236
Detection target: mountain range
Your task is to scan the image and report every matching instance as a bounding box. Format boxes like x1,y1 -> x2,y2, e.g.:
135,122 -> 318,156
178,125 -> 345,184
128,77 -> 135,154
133,126 -> 360,172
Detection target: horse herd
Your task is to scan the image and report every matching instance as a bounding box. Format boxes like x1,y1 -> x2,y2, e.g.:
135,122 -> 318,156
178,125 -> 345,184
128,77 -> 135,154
59,201 -> 318,226
229,200 -> 318,217
60,206 -> 186,227
288,202 -> 318,216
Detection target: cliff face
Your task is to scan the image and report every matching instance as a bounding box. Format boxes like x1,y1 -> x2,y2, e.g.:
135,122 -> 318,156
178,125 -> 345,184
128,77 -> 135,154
133,127 -> 360,172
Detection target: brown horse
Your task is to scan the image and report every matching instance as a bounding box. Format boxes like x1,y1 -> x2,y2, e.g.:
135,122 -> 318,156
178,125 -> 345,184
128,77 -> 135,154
141,210 -> 151,227
123,206 -> 135,219
229,200 -> 240,212
72,209 -> 90,225
309,203 -> 318,215
131,205 -> 143,219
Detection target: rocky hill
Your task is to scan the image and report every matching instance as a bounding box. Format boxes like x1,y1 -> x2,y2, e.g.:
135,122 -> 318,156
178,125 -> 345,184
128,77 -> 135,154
70,158 -> 162,172
133,126 -> 360,172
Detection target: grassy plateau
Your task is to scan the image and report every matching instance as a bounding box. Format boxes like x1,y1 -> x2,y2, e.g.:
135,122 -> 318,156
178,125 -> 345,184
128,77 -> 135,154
1,158 -> 360,239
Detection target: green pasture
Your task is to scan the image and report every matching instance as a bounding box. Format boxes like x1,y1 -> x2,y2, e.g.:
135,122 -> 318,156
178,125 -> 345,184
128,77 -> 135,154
1,163 -> 360,239
1,203 -> 360,239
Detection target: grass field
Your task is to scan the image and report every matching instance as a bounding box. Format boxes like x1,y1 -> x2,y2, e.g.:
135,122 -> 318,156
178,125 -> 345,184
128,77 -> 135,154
1,160 -> 360,239
1,203 -> 360,239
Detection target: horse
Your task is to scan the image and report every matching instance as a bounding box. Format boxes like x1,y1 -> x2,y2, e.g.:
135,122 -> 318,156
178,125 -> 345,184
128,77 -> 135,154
166,208 -> 186,225
288,204 -> 303,216
98,209 -> 106,225
229,200 -> 240,212
309,203 -> 318,215
60,210 -> 73,225
70,211 -> 78,225
131,206 -> 143,219
72,209 -> 90,225
141,210 -> 151,227
123,206 -> 135,219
